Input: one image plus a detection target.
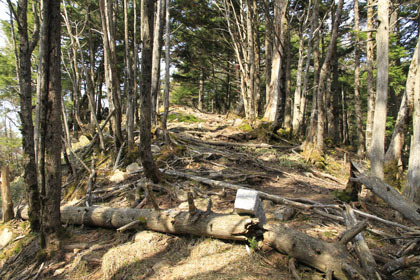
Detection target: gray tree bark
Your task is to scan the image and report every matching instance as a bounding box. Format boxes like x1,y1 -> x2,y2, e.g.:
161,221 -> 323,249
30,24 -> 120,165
354,0 -> 365,156
151,0 -> 165,125
403,37 -> 420,205
39,0 -> 63,250
140,0 -> 161,183
370,0 -> 389,180
365,0 -> 376,154
1,166 -> 14,222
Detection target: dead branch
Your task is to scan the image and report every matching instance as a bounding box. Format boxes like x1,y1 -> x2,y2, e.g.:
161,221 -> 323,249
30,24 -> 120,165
351,175 -> 420,226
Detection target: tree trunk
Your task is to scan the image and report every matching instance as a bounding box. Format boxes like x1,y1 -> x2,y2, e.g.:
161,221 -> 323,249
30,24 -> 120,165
140,0 -> 161,183
299,0 -> 319,138
370,0 -> 389,180
365,0 -> 376,154
315,0 -> 344,152
291,19 -> 306,136
124,0 -> 135,151
13,0 -> 41,231
39,0 -> 63,250
161,0 -> 171,144
384,37 -> 419,187
283,22 -> 292,131
403,37 -> 420,205
263,0 -> 288,126
198,69 -> 204,111
99,0 -> 123,153
151,0 -> 165,126
1,166 -> 14,222
354,0 -> 365,156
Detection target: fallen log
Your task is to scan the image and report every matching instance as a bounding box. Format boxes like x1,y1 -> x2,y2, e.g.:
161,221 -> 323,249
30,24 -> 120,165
20,203 -> 367,279
263,224 -> 367,280
21,206 -> 259,241
351,175 -> 420,226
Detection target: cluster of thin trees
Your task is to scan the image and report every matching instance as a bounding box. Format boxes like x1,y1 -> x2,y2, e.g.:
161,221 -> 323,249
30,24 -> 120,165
6,0 -> 169,252
2,0 -> 420,250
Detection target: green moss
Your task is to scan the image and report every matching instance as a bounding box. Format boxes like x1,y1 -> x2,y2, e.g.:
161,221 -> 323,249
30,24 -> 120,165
322,231 -> 336,239
167,112 -> 202,123
238,123 -> 252,132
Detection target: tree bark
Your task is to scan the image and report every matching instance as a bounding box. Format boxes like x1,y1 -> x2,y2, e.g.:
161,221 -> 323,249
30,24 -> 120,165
365,0 -> 376,155
151,0 -> 165,126
140,0 -> 161,183
99,0 -> 123,153
291,16 -> 306,136
12,0 -> 41,231
39,0 -> 63,249
21,206 -> 259,241
403,37 -> 420,205
124,0 -> 135,151
1,166 -> 14,222
161,0 -> 171,144
370,0 -> 389,180
263,0 -> 288,126
354,0 -> 365,156
264,224 -> 366,280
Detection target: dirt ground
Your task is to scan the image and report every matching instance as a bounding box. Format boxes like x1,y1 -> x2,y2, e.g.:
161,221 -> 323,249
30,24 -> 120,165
1,106 -> 419,280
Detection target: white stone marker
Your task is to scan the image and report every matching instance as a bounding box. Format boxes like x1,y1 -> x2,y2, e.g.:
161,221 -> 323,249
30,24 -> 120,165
234,188 -> 266,224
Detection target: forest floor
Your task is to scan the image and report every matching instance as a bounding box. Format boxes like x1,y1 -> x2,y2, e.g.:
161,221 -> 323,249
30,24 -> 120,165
0,105 -> 419,279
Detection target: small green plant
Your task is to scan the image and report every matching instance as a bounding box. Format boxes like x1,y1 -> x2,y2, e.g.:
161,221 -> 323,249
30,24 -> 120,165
247,236 -> 258,251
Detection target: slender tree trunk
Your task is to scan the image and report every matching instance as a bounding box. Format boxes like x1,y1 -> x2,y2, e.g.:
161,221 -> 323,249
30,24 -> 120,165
370,0 -> 389,180
198,69 -> 204,111
365,0 -> 376,154
1,166 -> 14,222
303,23 -> 320,148
299,0 -> 319,138
39,0 -> 63,250
283,21 -> 292,131
124,0 -> 135,151
354,0 -> 365,156
291,21 -> 306,136
151,0 -> 164,126
161,0 -> 171,144
403,37 -> 420,204
264,7 -> 273,111
140,0 -> 161,183
99,0 -> 123,153
314,0 -> 344,152
13,0 -> 41,231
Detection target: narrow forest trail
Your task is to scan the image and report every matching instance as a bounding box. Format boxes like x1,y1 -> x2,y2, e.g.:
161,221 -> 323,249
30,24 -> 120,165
1,106 -> 418,280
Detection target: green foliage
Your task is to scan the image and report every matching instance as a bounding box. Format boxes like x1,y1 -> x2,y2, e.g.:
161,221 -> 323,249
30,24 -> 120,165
247,236 -> 258,251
